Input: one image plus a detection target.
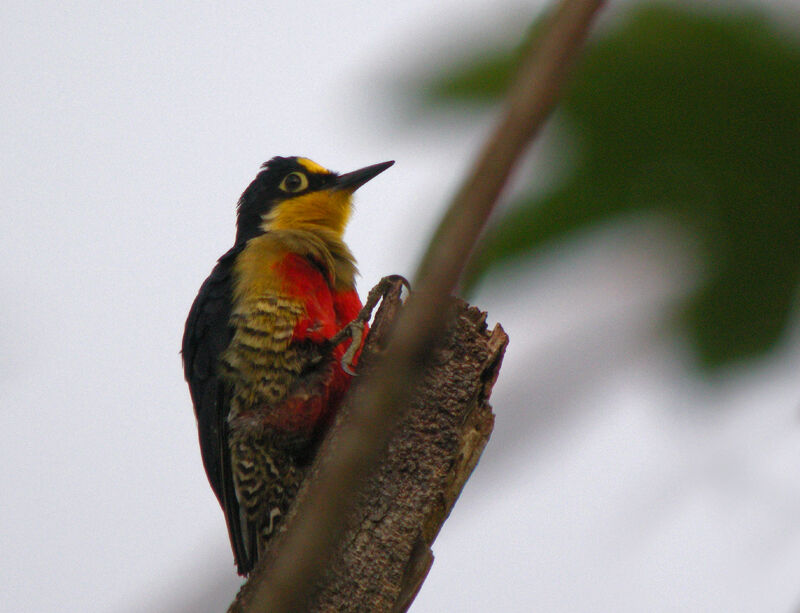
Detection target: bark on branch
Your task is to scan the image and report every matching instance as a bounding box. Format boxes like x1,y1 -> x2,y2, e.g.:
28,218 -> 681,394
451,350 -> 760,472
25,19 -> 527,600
229,278 -> 507,612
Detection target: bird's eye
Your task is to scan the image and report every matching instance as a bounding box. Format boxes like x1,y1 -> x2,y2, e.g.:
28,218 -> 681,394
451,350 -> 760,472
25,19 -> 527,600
279,172 -> 308,193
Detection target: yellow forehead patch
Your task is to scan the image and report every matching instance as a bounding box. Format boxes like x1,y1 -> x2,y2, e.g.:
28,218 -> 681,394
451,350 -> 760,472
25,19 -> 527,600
297,158 -> 330,175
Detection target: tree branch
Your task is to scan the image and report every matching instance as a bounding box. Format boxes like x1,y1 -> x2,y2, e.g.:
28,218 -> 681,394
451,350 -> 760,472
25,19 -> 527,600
226,1 -> 605,611
230,279 -> 506,611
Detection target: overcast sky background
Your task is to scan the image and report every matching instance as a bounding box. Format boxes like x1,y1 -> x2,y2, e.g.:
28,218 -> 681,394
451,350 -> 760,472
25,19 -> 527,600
2,1 -> 800,612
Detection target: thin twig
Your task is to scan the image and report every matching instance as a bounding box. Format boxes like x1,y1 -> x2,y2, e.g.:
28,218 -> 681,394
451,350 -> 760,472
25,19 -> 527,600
233,1 -> 605,610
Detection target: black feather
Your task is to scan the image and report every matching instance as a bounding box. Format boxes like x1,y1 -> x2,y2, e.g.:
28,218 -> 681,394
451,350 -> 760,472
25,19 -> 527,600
182,245 -> 253,573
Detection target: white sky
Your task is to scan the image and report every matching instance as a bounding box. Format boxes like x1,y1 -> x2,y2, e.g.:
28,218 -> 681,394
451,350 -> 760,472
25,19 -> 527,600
2,1 -> 799,612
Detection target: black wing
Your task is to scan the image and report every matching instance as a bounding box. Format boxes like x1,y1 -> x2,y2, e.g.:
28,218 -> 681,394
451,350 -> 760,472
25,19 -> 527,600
182,245 -> 251,573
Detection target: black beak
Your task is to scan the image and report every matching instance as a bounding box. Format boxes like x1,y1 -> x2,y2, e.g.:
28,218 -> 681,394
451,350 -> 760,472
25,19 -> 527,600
334,160 -> 394,191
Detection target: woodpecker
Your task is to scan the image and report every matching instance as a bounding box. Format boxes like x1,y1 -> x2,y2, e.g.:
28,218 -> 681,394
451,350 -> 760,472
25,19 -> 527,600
182,156 -> 394,575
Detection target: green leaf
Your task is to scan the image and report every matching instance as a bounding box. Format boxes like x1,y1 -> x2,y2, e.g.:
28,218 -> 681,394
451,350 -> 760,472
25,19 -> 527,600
426,3 -> 800,369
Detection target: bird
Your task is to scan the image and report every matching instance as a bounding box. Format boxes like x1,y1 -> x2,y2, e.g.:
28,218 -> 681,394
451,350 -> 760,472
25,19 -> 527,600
182,156 -> 394,575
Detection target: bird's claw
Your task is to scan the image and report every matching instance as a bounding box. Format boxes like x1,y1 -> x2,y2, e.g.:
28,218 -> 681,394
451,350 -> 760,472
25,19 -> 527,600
333,275 -> 411,375
339,320 -> 366,376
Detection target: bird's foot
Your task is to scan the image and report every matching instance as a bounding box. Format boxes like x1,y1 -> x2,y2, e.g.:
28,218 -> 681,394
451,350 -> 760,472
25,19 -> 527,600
330,275 -> 411,375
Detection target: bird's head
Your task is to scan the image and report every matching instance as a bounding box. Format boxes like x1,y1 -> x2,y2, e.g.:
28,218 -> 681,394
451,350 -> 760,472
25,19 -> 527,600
235,156 -> 394,244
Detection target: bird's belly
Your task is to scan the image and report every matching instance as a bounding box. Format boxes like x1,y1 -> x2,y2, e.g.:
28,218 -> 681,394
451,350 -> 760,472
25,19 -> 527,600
220,293 -> 333,435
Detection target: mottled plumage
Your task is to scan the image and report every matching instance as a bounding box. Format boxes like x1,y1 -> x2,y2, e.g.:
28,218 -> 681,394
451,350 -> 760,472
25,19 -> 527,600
182,156 -> 393,574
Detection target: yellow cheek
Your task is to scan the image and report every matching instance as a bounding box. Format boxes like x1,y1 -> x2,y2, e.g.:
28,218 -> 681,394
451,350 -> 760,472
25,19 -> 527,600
267,190 -> 352,235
